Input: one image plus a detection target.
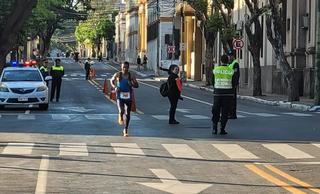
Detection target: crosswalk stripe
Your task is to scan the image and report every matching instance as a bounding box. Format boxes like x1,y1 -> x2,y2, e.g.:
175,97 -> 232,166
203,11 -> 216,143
262,144 -> 314,159
184,115 -> 210,119
237,115 -> 246,118
59,143 -> 88,156
255,113 -> 278,117
151,115 -> 168,120
212,144 -> 259,159
85,115 -> 105,120
18,115 -> 35,120
162,144 -> 203,159
52,115 -> 70,120
111,143 -> 145,157
2,143 -> 34,155
313,144 -> 320,149
282,113 -> 313,117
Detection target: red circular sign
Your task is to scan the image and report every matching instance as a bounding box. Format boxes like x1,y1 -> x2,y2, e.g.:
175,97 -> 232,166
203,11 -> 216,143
233,39 -> 244,50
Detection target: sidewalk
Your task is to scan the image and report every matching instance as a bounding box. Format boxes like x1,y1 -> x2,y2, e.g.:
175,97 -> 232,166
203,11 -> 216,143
110,60 -> 319,112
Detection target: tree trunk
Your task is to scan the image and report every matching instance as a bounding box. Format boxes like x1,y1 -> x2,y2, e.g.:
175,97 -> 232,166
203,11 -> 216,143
204,39 -> 214,86
252,52 -> 262,96
40,24 -> 57,61
0,0 -> 38,71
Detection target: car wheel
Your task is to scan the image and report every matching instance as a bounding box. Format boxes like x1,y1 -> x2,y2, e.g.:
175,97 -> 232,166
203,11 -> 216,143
39,104 -> 49,110
0,105 -> 4,110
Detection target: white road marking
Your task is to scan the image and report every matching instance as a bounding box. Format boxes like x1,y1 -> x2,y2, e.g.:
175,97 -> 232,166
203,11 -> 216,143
313,144 -> 320,149
162,144 -> 203,159
254,113 -> 278,117
212,144 -> 259,159
18,115 -> 35,120
262,144 -> 314,159
237,115 -> 246,118
52,115 -> 70,120
111,143 -> 145,157
151,115 -> 169,120
130,115 -> 141,120
35,155 -> 49,194
0,115 -> 2,119
2,143 -> 35,155
282,112 -> 313,117
59,143 -> 88,156
184,115 -> 210,119
85,115 -> 105,120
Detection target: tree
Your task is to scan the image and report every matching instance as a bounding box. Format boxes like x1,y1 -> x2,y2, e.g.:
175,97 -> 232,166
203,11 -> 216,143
185,0 -> 220,85
243,0 -> 269,96
266,0 -> 300,101
0,0 -> 38,71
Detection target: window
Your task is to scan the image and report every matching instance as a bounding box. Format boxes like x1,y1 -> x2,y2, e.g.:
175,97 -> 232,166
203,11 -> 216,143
2,70 -> 42,82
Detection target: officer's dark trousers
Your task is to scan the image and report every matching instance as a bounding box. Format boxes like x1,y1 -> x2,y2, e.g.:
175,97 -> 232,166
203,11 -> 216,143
85,68 -> 90,80
51,78 -> 62,100
229,88 -> 237,116
213,96 -> 232,128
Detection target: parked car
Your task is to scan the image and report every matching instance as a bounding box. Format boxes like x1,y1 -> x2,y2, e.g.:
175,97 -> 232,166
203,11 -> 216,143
160,59 -> 180,70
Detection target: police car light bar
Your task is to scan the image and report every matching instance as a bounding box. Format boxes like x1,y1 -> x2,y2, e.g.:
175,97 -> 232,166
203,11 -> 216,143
25,61 -> 30,66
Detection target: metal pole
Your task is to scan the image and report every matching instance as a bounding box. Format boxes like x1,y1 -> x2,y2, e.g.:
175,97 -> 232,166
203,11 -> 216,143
180,2 -> 184,72
315,0 -> 320,105
172,0 -> 176,61
156,0 -> 160,68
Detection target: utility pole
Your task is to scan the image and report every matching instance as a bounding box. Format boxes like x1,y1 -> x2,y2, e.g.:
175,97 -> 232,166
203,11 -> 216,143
172,0 -> 176,61
180,1 -> 187,82
315,0 -> 320,105
156,0 -> 160,68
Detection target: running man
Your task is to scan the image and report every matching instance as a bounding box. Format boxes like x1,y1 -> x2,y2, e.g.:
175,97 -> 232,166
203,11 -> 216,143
110,61 -> 139,137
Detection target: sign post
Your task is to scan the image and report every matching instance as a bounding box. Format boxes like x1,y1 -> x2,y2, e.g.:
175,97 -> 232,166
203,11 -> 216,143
168,46 -> 175,66
233,39 -> 244,58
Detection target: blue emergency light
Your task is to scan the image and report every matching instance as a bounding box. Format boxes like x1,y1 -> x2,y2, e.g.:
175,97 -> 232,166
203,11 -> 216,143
12,61 -> 18,66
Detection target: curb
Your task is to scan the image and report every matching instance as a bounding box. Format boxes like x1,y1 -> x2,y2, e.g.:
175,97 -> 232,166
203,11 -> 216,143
110,60 -> 317,112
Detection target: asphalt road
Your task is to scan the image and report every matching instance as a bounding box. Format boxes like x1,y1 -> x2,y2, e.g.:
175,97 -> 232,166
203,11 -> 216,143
0,58 -> 319,194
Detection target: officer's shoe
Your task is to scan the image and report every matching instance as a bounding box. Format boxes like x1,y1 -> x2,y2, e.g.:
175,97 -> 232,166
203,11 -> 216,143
212,125 -> 218,134
219,126 -> 228,135
56,99 -> 59,102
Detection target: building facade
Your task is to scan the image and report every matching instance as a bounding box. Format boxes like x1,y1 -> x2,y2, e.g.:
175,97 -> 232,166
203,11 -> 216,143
115,9 -> 127,62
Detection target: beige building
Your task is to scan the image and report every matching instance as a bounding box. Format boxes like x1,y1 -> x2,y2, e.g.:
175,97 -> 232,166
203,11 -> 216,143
215,0 -> 317,98
115,8 -> 126,62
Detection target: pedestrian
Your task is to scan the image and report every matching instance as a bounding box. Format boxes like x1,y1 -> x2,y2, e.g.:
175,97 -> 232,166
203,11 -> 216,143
227,50 -> 240,119
84,58 -> 92,80
110,61 -> 139,137
143,55 -> 148,70
167,65 -> 183,124
136,56 -> 141,71
50,59 -> 64,102
40,59 -> 49,86
212,55 -> 237,135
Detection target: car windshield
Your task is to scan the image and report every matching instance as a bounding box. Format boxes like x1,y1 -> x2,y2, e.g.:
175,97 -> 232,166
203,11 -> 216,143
1,70 -> 42,82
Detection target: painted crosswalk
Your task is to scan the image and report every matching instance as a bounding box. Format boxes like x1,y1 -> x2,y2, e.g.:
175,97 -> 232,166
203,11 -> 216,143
1,142 -> 320,162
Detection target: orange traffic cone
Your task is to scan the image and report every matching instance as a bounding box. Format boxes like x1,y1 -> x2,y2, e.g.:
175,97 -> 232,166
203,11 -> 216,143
92,68 -> 96,77
110,87 -> 117,100
89,69 -> 92,80
131,90 -> 136,111
103,79 -> 109,94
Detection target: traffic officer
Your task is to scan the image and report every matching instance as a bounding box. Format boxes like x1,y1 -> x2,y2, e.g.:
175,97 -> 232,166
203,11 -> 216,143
50,59 -> 64,102
227,50 -> 240,119
212,55 -> 237,135
40,59 -> 49,86
84,58 -> 92,80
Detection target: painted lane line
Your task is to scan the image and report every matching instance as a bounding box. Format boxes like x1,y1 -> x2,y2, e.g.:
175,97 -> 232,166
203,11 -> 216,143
111,143 -> 146,157
184,115 -> 210,119
282,112 -> 313,117
52,115 -> 70,120
262,144 -> 314,159
18,115 -> 35,120
212,144 -> 259,159
246,165 -> 306,194
313,144 -> 320,149
162,144 -> 203,159
59,143 -> 88,156
25,105 -> 33,114
151,115 -> 168,120
264,164 -> 320,194
2,143 -> 35,155
85,115 -> 105,120
35,155 -> 49,194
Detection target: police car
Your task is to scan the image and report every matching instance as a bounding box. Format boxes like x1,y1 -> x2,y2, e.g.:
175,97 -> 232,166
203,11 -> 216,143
0,61 -> 52,110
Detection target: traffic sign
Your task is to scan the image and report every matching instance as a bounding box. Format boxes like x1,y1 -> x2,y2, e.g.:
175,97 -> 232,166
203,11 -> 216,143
180,43 -> 187,51
233,39 -> 244,50
168,46 -> 175,53
135,46 -> 140,51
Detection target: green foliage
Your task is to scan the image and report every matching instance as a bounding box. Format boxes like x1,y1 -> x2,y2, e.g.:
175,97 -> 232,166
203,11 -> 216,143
97,19 -> 115,41
207,13 -> 224,33
185,0 -> 208,15
221,0 -> 234,9
220,27 -> 236,43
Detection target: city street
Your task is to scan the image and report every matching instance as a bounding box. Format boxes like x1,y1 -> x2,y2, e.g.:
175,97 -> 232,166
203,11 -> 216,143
0,58 -> 319,193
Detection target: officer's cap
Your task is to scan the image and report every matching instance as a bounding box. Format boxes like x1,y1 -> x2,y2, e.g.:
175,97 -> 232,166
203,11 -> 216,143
55,59 -> 61,62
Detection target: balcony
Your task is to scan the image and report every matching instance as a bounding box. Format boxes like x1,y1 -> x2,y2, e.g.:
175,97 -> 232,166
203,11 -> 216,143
126,0 -> 138,13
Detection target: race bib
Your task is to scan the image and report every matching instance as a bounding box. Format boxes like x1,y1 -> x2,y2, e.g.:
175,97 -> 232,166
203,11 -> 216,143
120,92 -> 130,99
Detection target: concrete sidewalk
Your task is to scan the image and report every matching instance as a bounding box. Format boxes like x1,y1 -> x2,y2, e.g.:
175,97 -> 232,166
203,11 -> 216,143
109,60 -> 319,112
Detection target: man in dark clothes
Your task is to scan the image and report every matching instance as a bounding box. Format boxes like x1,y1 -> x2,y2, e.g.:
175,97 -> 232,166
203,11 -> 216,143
227,50 -> 240,119
84,58 -> 92,80
50,59 -> 64,102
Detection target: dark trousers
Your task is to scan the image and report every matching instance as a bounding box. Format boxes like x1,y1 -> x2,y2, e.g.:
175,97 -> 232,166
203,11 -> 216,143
51,79 -> 62,100
168,96 -> 179,122
85,69 -> 90,80
117,99 -> 132,129
213,96 -> 232,128
229,88 -> 237,116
